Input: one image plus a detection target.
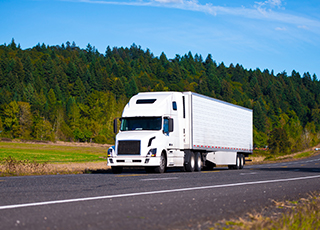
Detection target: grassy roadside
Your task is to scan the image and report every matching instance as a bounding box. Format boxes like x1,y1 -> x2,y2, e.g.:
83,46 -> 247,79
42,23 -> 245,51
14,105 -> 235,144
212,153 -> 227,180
0,140 -> 110,176
246,144 -> 320,165
212,192 -> 320,230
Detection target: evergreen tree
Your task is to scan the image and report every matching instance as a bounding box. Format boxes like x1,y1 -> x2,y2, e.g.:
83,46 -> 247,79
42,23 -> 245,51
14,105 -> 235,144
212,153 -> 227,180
3,101 -> 20,137
18,101 -> 33,138
0,40 -> 319,146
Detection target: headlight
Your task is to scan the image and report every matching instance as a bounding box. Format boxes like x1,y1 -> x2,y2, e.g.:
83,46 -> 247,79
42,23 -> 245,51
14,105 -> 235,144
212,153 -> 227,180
147,148 -> 157,157
107,146 -> 115,157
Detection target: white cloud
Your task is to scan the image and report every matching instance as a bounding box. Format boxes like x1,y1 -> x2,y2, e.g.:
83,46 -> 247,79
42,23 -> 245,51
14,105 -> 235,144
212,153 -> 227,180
298,25 -> 309,30
255,0 -> 283,10
73,0 -> 320,34
275,27 -> 286,31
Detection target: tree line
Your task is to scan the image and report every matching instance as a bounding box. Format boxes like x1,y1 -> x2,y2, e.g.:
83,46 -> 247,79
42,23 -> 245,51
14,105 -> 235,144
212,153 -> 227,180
0,39 -> 319,154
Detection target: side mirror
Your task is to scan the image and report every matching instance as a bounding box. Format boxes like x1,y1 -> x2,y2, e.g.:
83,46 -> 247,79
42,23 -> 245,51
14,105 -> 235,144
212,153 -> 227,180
168,118 -> 174,132
113,118 -> 118,134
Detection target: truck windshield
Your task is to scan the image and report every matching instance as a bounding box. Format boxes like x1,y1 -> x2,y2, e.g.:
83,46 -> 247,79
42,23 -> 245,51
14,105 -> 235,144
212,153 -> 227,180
120,117 -> 162,131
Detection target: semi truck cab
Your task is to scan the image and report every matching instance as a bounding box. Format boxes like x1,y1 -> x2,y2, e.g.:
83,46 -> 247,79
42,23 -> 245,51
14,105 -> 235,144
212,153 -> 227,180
108,92 -> 186,173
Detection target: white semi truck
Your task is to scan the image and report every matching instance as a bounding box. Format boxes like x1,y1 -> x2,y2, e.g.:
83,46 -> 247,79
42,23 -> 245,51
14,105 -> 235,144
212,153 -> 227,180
108,91 -> 253,174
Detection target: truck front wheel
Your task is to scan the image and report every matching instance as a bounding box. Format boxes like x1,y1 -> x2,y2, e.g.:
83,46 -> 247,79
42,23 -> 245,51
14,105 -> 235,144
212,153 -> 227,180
154,153 -> 166,173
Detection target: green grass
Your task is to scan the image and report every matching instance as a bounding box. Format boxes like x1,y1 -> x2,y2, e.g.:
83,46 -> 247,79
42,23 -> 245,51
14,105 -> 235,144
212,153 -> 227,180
293,151 -> 313,159
0,142 -> 108,163
212,193 -> 320,230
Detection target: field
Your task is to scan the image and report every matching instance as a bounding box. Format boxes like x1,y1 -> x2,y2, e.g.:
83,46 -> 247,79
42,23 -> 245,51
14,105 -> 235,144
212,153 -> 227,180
0,141 -> 109,163
0,140 -> 111,176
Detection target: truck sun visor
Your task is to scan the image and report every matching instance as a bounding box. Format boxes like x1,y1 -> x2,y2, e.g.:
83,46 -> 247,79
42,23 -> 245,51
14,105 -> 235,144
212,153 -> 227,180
136,99 -> 157,104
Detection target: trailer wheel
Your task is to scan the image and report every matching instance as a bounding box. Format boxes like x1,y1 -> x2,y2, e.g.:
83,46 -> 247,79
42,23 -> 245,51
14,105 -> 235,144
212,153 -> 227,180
154,153 -> 166,173
239,154 -> 244,169
185,152 -> 195,172
234,154 -> 245,170
228,154 -> 241,170
235,154 -> 241,169
112,166 -> 123,174
194,152 -> 202,172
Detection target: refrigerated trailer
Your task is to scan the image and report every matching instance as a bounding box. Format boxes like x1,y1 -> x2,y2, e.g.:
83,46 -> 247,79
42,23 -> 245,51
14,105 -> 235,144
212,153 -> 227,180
107,91 -> 253,174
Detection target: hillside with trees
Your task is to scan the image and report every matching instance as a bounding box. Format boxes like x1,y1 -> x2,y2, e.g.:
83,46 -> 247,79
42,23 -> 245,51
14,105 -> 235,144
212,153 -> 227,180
0,39 -> 319,154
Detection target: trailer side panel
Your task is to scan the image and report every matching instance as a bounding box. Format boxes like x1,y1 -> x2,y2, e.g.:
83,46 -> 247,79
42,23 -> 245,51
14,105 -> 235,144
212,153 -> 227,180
190,93 -> 253,153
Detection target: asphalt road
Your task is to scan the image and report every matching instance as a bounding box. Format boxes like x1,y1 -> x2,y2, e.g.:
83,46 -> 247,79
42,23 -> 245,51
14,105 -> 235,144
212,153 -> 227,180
1,154 -> 320,230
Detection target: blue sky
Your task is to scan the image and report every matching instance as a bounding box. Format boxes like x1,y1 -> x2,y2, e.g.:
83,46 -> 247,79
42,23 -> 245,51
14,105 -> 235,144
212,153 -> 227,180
1,0 -> 320,78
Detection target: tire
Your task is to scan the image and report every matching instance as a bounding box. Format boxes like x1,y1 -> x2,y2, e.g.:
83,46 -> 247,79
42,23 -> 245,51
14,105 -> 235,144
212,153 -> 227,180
185,152 -> 195,172
154,153 -> 166,173
228,154 -> 241,170
194,152 -> 202,172
235,154 -> 241,170
239,154 -> 244,169
111,166 -> 123,174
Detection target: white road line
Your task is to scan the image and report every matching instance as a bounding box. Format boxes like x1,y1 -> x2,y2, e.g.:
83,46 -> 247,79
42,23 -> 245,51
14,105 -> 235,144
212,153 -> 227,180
1,174 -> 320,210
140,177 -> 179,181
240,172 -> 257,175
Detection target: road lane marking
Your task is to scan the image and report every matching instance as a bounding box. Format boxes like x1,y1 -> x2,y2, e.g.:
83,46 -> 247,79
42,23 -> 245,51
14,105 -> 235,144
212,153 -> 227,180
1,174 -> 320,210
240,172 -> 257,175
116,174 -> 143,177
140,177 -> 178,181
201,171 -> 220,173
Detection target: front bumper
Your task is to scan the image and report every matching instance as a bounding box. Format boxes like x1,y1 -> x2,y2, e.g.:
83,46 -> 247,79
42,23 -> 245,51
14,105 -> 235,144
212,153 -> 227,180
107,156 -> 160,167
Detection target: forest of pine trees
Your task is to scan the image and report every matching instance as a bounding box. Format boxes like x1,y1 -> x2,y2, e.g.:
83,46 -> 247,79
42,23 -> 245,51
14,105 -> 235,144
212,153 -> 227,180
0,39 -> 319,154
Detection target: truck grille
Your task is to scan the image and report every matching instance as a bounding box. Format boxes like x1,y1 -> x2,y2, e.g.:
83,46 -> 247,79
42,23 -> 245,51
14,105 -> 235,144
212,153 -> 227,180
118,141 -> 140,155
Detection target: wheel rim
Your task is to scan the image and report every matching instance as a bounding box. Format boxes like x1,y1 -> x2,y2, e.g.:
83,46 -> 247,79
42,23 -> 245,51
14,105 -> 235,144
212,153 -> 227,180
240,155 -> 244,168
237,156 -> 240,169
190,156 -> 195,169
197,155 -> 201,169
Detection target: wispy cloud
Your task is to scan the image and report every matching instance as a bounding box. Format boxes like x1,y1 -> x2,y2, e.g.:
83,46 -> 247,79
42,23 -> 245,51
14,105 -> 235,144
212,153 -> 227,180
275,27 -> 286,31
73,0 -> 320,33
255,0 -> 284,10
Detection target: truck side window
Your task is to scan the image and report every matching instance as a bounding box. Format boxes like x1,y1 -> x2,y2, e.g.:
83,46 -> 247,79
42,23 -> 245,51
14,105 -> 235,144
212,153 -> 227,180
172,101 -> 177,111
182,96 -> 185,118
163,118 -> 169,135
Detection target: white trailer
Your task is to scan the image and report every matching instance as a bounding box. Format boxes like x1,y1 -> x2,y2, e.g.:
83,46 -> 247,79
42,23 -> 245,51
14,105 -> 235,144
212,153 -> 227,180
108,92 -> 253,174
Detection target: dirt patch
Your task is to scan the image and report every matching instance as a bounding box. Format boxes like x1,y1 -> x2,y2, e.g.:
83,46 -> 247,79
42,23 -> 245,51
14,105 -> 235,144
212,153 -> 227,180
49,162 -> 111,174
0,160 -> 111,177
